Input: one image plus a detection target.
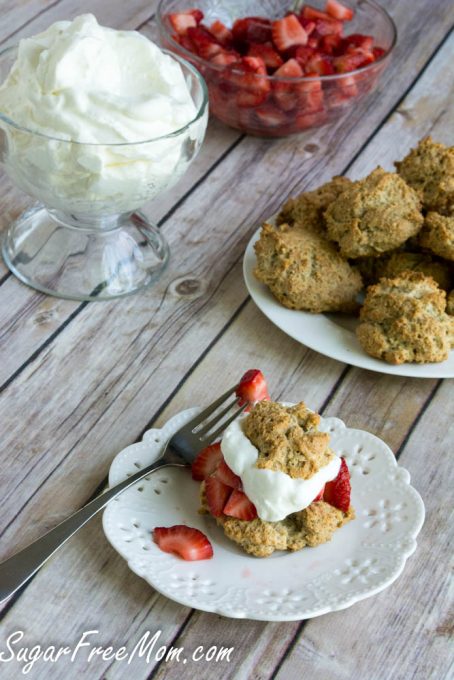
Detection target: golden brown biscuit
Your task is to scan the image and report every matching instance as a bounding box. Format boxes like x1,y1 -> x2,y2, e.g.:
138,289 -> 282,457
357,271 -> 453,364
277,176 -> 352,235
378,251 -> 452,291
395,137 -> 454,214
201,486 -> 354,557
419,212 -> 454,262
243,400 -> 332,479
325,167 -> 423,258
254,222 -> 363,313
447,291 -> 454,316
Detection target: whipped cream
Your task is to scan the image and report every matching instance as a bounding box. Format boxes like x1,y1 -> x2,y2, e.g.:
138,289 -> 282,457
0,15 -> 207,214
221,414 -> 341,522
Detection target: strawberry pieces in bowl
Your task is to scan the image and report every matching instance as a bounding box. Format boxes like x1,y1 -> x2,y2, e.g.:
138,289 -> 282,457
157,0 -> 396,136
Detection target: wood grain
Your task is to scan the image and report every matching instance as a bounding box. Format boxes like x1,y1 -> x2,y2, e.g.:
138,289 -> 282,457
0,1 -> 452,679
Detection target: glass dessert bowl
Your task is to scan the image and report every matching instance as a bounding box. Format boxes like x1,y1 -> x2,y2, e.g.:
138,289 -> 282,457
0,46 -> 208,301
157,0 -> 397,137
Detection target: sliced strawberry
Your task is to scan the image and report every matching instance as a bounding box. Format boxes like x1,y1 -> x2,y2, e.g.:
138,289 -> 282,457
248,42 -> 283,71
342,33 -> 374,52
169,12 -> 197,36
373,46 -> 386,60
313,484 -> 325,502
187,8 -> 204,23
224,489 -> 258,520
333,50 -> 371,73
305,54 -> 334,76
228,56 -> 271,108
191,442 -> 223,481
307,36 -> 320,49
300,5 -> 331,21
299,74 -> 324,111
295,109 -> 325,131
255,104 -> 288,128
299,19 -> 316,36
325,0 -> 354,21
187,26 -> 222,60
205,475 -> 232,517
272,58 -> 304,112
153,525 -> 213,561
236,369 -> 270,406
323,458 -> 351,512
232,17 -> 272,44
314,17 -> 343,36
211,50 -> 240,66
215,458 -> 242,489
320,33 -> 343,55
295,45 -> 317,67
337,74 -> 359,97
272,15 -> 308,52
209,19 -> 233,46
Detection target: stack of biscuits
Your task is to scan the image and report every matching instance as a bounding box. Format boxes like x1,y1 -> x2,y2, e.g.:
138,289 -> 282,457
254,137 -> 454,365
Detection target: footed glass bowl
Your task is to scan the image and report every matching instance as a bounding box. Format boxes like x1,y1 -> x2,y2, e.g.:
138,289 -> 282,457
0,47 -> 208,301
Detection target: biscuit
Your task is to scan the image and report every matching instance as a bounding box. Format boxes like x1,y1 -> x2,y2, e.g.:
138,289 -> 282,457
419,212 -> 454,262
395,137 -> 454,214
277,176 -> 352,236
243,400 -> 332,479
324,167 -> 423,258
447,291 -> 454,316
254,222 -> 363,313
378,251 -> 452,291
201,486 -> 354,557
357,271 -> 453,364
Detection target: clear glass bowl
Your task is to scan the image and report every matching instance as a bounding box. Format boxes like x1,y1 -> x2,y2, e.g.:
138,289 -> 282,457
0,47 -> 208,301
157,0 -> 397,137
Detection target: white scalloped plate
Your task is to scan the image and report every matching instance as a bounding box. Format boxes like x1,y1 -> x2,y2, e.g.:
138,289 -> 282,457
102,407 -> 424,621
243,229 -> 454,378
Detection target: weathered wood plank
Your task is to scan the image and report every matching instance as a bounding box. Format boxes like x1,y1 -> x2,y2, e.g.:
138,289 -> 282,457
273,379 -> 453,680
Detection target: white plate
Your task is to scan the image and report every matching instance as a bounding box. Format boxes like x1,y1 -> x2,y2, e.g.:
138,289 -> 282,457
103,408 -> 424,621
243,228 -> 454,378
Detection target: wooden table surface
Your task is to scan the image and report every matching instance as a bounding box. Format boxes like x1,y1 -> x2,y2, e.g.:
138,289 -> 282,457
0,1 -> 453,679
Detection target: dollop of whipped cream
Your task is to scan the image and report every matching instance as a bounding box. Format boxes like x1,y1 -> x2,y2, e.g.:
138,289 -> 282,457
221,414 -> 341,522
0,13 -> 196,143
0,15 -> 207,214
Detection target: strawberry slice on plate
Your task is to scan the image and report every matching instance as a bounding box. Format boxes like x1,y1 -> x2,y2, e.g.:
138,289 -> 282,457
191,442 -> 223,480
153,525 -> 213,561
224,489 -> 258,520
236,368 -> 270,406
215,458 -> 242,488
323,457 -> 351,512
272,15 -> 308,52
205,475 -> 232,516
325,0 -> 354,21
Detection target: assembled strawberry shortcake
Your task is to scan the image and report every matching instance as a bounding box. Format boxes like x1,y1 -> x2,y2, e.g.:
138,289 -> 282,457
153,370 -> 354,560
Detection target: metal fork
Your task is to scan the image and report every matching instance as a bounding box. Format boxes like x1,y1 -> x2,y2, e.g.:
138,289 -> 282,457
0,385 -> 246,602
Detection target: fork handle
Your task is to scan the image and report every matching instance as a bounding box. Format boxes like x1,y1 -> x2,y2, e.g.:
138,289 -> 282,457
0,460 -> 185,602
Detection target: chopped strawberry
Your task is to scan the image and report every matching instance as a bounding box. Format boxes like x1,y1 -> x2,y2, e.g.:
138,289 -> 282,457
272,15 -> 308,52
305,54 -> 334,76
248,42 -> 283,71
236,369 -> 270,406
333,50 -> 371,73
373,46 -> 386,60
323,458 -> 351,512
187,26 -> 222,60
211,50 -> 240,66
273,58 -> 304,111
232,17 -> 272,44
228,56 -> 271,108
205,475 -> 232,517
295,109 -> 325,131
299,19 -> 316,36
169,12 -> 197,36
300,5 -> 331,21
314,17 -> 343,36
337,74 -> 359,97
191,442 -> 223,481
313,485 -> 325,502
342,33 -> 374,52
307,36 -> 320,49
187,8 -> 204,23
209,19 -> 233,46
215,458 -> 242,488
325,0 -> 354,21
295,45 -> 317,67
320,33 -> 343,55
223,489 -> 258,520
299,74 -> 324,111
255,104 -> 288,128
153,525 -> 213,561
